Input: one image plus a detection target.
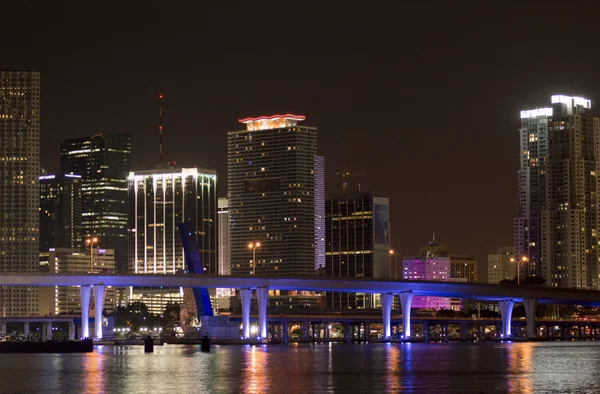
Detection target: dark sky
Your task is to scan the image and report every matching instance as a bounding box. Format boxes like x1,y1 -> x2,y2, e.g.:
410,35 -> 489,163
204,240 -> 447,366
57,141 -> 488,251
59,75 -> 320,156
4,1 -> 600,280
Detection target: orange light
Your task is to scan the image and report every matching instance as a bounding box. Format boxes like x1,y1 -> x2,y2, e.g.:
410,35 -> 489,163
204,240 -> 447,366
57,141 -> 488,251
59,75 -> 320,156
93,237 -> 98,243
86,239 -> 91,244
522,256 -> 529,262
389,249 -> 395,255
248,242 -> 254,249
159,94 -> 163,99
510,257 -> 515,262
255,242 -> 261,248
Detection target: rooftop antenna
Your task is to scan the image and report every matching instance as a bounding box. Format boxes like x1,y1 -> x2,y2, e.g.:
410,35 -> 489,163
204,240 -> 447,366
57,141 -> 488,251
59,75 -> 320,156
159,94 -> 164,164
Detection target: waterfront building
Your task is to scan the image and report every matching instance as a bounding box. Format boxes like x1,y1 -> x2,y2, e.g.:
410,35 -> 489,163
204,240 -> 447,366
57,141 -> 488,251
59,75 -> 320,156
60,133 -> 131,272
0,70 -> 40,315
325,192 -> 390,309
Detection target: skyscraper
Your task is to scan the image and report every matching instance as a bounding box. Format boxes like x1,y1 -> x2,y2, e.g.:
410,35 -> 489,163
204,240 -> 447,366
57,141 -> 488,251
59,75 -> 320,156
516,95 -> 600,289
325,192 -> 390,309
60,133 -> 131,272
514,107 -> 551,278
0,70 -> 40,315
228,114 -> 324,277
39,173 -> 83,251
127,167 -> 218,275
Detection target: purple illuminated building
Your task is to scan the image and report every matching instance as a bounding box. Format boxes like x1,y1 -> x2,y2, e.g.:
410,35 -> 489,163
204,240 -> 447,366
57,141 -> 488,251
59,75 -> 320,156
402,257 -> 451,310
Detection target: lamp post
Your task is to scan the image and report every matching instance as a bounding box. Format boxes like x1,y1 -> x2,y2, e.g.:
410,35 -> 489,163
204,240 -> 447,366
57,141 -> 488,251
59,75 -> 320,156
509,255 -> 529,285
248,241 -> 261,275
86,237 -> 98,273
389,249 -> 398,280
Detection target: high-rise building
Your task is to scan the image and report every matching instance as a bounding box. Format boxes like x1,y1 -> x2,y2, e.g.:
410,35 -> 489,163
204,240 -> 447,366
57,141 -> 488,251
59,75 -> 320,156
325,192 -> 390,309
39,174 -> 83,251
60,133 -> 131,272
0,70 -> 40,316
487,246 -> 515,284
228,114 -> 324,277
127,167 -> 218,275
218,197 -> 230,275
516,95 -> 600,289
514,107 -> 551,278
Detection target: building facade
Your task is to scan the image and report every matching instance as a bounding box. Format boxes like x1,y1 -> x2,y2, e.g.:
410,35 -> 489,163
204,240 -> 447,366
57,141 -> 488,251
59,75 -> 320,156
402,257 -> 451,310
127,167 -> 218,275
516,95 -> 600,289
0,70 -> 40,315
39,173 -> 83,251
487,246 -> 515,284
325,192 -> 390,309
228,114 -> 324,277
60,133 -> 131,272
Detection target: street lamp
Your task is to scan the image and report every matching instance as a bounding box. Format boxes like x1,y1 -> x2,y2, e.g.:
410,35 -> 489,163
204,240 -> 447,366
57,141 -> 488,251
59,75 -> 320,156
248,241 -> 261,275
509,255 -> 529,285
86,237 -> 98,273
389,249 -> 398,280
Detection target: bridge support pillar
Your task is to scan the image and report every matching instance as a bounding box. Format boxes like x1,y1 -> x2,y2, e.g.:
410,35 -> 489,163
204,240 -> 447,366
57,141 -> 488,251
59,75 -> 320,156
399,291 -> 413,339
498,300 -> 514,338
460,323 -> 467,342
80,285 -> 91,339
523,298 -> 537,339
68,320 -> 75,341
344,322 -> 351,343
93,285 -> 105,340
282,321 -> 289,344
23,322 -> 29,339
423,322 -> 430,342
256,286 -> 268,340
45,322 -> 53,340
380,293 -> 394,341
239,288 -> 252,339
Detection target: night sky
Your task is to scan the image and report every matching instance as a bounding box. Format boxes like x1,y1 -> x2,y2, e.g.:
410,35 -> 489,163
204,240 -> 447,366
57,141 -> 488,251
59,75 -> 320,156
4,2 -> 600,279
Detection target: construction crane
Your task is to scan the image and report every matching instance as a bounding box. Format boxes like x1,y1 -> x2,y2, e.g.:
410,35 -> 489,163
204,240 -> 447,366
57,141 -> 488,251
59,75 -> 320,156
335,165 -> 366,194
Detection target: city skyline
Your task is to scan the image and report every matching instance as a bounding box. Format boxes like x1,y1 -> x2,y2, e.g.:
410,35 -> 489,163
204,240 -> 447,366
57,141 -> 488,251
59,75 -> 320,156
7,3 -> 600,280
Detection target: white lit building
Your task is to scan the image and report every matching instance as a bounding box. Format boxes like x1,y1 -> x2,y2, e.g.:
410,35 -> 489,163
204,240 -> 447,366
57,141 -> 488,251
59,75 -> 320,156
127,166 -> 218,314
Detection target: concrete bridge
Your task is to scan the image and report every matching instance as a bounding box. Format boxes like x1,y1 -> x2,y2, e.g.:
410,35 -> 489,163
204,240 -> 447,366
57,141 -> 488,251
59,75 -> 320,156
2,273 -> 600,341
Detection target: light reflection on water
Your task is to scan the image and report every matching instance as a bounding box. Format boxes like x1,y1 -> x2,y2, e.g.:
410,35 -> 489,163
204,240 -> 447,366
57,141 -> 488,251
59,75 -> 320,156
0,342 -> 598,393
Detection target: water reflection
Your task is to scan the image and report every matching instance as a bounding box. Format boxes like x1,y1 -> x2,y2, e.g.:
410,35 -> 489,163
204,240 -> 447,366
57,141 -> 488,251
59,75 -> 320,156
385,343 -> 401,392
242,345 -> 269,394
83,351 -> 105,394
506,343 -> 534,394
